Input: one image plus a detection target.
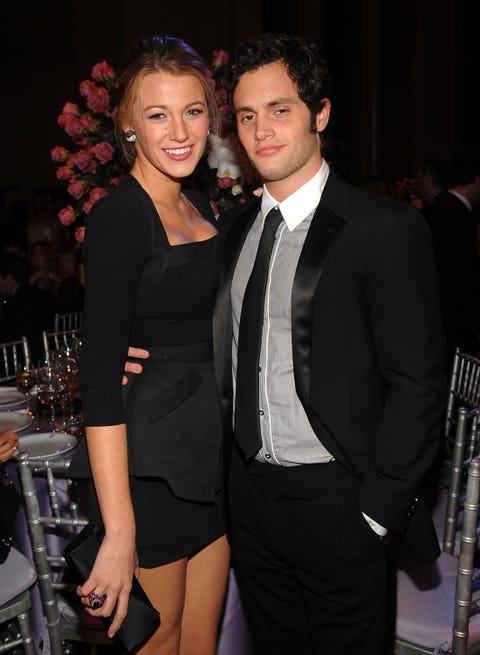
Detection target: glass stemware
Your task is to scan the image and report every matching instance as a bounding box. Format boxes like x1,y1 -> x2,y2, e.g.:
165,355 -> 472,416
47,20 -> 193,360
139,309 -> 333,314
15,364 -> 36,416
37,363 -> 63,437
51,346 -> 80,431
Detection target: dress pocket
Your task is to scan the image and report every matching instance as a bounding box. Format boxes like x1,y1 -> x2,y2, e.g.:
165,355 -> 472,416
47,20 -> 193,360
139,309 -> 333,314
140,366 -> 203,423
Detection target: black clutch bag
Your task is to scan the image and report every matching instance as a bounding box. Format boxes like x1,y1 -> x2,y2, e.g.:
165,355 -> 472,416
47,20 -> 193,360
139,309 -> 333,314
62,522 -> 160,653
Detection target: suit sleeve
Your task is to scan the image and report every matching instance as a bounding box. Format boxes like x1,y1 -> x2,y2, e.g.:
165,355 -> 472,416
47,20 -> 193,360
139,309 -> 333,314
358,207 -> 446,534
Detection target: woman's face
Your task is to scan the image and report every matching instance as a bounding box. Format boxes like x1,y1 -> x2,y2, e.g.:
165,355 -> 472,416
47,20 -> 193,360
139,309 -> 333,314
128,71 -> 210,180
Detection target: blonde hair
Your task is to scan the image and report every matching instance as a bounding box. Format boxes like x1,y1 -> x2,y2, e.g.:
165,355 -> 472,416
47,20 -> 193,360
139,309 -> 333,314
115,35 -> 219,166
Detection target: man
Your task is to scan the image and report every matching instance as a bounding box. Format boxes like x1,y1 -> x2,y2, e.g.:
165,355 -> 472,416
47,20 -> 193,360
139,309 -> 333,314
424,149 -> 480,365
414,157 -> 447,219
0,252 -> 56,364
213,33 -> 445,655
127,33 -> 446,654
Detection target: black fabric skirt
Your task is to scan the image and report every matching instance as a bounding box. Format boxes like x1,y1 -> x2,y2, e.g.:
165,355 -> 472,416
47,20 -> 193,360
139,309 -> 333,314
81,477 -> 225,568
130,476 -> 225,567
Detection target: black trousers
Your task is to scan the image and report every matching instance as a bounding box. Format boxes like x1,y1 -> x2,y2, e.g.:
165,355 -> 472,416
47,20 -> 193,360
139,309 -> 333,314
228,447 -> 394,655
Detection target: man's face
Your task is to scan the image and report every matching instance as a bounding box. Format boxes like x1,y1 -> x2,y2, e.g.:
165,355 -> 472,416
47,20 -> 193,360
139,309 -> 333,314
233,61 -> 330,201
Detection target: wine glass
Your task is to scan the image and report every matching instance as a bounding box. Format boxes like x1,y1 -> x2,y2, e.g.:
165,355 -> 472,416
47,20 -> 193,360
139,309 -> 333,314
37,363 -> 63,437
51,346 -> 80,431
15,364 -> 36,416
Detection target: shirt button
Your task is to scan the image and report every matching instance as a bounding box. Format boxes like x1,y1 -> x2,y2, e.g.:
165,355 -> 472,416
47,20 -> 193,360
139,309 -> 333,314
265,453 -> 271,459
258,366 -> 262,372
259,410 -> 264,416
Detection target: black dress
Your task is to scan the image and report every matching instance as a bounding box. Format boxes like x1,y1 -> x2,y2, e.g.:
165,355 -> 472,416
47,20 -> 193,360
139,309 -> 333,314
69,175 -> 224,567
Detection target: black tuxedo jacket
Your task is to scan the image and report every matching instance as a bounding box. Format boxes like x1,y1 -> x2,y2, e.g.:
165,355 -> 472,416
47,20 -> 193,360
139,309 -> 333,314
425,191 -> 480,355
213,170 -> 446,563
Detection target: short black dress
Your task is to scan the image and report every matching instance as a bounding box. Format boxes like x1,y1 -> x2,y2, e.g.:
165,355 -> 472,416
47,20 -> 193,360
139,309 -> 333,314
69,175 -> 225,568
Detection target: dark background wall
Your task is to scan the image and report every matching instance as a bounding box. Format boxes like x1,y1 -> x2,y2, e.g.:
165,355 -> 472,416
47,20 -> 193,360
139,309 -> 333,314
0,0 -> 477,200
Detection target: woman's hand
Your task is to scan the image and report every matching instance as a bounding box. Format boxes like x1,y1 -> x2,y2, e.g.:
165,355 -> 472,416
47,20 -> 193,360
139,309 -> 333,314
77,529 -> 138,637
0,430 -> 19,462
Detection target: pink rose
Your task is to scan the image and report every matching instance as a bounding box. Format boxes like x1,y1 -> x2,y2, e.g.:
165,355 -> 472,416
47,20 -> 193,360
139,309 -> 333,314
63,118 -> 86,140
87,86 -> 110,113
79,79 -> 96,100
218,177 -> 235,189
58,206 -> 76,226
92,142 -> 114,165
71,149 -> 92,171
56,166 -> 74,181
91,60 -> 116,83
83,199 -> 94,215
75,227 -> 86,243
212,50 -> 229,67
81,114 -> 96,132
80,80 -> 110,114
67,178 -> 86,200
61,102 -> 80,118
89,187 -> 108,203
50,146 -> 69,163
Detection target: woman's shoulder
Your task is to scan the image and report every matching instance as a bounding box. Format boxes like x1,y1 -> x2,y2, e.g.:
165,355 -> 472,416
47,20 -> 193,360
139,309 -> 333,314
85,175 -> 155,236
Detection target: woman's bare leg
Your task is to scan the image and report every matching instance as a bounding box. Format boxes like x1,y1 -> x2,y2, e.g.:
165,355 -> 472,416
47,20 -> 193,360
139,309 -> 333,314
132,535 -> 230,655
181,535 -> 231,655
135,558 -> 187,655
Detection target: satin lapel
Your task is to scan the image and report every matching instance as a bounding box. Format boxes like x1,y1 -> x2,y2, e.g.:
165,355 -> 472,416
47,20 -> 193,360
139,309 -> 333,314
292,204 -> 346,406
213,199 -> 261,405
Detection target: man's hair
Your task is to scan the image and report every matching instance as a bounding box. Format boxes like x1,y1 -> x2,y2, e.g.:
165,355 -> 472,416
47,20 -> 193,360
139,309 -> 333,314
416,158 -> 448,188
222,32 -> 330,131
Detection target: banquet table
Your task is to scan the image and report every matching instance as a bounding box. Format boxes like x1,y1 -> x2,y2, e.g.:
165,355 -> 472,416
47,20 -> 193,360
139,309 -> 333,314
1,388 -> 253,655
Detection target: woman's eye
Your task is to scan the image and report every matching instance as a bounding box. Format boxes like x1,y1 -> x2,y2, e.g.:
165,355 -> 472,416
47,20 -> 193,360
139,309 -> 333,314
149,112 -> 166,120
187,108 -> 204,116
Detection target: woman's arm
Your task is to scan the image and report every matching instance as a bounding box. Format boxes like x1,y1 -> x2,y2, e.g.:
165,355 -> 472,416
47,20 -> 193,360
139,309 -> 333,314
78,424 -> 137,638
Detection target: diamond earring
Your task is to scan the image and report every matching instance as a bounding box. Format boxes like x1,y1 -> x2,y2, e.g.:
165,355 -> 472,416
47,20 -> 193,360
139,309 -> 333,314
125,130 -> 136,142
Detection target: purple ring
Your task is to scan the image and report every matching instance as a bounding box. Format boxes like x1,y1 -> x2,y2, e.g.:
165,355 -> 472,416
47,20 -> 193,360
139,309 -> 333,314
88,591 -> 107,609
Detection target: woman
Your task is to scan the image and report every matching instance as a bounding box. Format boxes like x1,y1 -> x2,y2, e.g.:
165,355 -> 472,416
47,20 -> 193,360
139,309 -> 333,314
68,36 -> 230,655
28,240 -> 62,295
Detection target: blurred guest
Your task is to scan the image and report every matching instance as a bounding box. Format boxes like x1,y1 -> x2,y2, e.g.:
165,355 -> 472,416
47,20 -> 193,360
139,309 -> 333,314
27,187 -> 63,253
0,252 -> 56,363
414,158 -> 448,225
427,149 -> 480,363
56,247 -> 84,313
28,240 -> 62,296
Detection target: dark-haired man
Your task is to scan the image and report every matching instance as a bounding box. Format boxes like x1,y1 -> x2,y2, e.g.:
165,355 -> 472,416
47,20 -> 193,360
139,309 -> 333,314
127,32 -> 446,654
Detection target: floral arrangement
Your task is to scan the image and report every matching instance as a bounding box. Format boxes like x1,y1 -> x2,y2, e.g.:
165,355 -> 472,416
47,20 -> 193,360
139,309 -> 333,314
387,176 -> 422,209
50,61 -> 128,243
193,49 -> 259,214
51,51 -> 257,241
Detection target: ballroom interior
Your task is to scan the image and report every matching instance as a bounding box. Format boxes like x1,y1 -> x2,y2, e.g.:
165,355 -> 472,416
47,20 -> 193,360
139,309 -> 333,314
0,0 -> 477,199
